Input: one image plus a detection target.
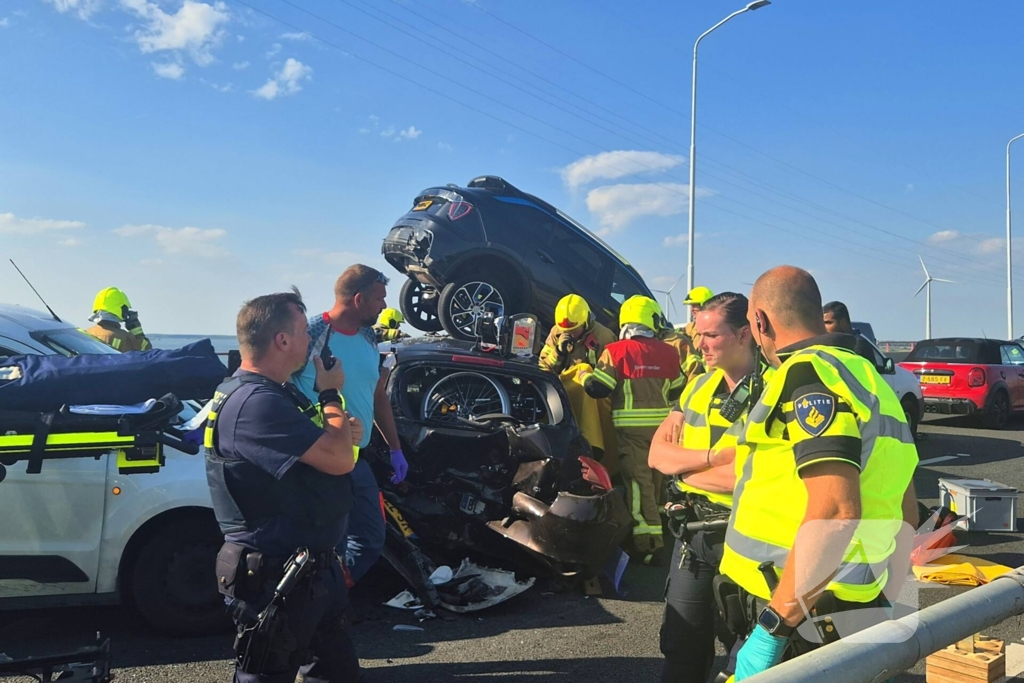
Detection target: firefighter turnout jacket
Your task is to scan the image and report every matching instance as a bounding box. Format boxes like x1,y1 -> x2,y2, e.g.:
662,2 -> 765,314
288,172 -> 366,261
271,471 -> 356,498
538,321 -> 617,374
86,320 -> 152,352
719,333 -> 918,603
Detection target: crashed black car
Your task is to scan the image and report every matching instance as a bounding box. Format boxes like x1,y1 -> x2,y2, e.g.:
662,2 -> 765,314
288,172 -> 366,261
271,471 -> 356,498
364,335 -> 632,605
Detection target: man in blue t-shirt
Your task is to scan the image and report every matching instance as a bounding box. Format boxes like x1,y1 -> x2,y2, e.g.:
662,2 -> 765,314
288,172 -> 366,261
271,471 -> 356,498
206,289 -> 360,682
293,264 -> 408,584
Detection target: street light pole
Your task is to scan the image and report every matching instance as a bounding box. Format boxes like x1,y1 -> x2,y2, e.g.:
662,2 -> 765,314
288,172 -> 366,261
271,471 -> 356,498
686,0 -> 770,322
1007,132 -> 1024,339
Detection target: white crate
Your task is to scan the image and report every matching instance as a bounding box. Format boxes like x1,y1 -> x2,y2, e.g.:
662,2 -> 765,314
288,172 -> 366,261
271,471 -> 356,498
938,478 -> 1018,532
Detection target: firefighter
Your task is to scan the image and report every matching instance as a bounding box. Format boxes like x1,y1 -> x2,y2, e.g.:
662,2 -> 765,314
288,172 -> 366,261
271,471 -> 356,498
580,295 -> 684,565
681,285 -> 714,380
539,294 -> 618,462
718,267 -> 918,680
373,307 -> 408,344
85,287 -> 152,352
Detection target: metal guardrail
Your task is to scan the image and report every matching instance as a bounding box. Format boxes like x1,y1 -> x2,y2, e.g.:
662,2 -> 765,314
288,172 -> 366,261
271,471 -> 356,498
745,567 -> 1024,683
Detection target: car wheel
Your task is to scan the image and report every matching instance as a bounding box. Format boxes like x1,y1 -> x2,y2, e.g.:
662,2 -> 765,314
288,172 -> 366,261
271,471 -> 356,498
438,276 -> 514,340
982,390 -> 1010,430
130,518 -> 229,636
900,396 -> 919,437
400,278 -> 443,333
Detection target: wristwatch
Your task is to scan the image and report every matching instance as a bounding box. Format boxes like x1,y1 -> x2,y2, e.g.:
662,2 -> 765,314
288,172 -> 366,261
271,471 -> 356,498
318,389 -> 342,406
757,605 -> 796,638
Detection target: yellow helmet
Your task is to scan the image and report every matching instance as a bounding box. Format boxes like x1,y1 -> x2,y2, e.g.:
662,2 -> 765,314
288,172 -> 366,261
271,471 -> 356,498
619,295 -> 661,331
92,287 -> 131,320
683,286 -> 714,306
378,308 -> 404,329
554,294 -> 591,331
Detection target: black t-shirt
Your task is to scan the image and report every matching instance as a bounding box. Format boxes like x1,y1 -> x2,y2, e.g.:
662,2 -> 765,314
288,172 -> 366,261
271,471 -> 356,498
217,370 -> 350,555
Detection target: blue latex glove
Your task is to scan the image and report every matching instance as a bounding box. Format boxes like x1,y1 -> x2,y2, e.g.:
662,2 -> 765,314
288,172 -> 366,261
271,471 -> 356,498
390,449 -> 408,484
734,624 -> 788,681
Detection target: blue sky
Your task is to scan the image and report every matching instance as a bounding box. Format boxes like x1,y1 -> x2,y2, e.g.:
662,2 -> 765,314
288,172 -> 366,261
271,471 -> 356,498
3,0 -> 1024,340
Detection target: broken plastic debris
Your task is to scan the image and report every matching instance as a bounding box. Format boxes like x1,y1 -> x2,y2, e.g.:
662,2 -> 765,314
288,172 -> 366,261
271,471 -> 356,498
392,625 -> 424,632
433,558 -> 534,613
414,608 -> 436,622
429,565 -> 453,585
384,590 -> 423,610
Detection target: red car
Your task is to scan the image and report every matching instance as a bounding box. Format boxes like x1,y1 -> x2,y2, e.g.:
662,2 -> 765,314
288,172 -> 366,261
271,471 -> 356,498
899,338 -> 1024,429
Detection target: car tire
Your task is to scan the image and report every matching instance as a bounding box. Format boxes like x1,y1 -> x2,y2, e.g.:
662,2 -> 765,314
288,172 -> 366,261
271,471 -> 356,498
438,275 -> 516,341
982,390 -> 1010,430
900,396 -> 919,438
400,278 -> 444,333
130,518 -> 229,636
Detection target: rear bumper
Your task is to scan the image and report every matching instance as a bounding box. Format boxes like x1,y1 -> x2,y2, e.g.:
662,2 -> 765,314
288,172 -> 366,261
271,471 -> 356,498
382,226 -> 436,279
923,397 -> 978,415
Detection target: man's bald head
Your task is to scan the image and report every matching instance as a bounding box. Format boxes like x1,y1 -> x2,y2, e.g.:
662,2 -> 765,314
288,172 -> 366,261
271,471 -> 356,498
751,266 -> 826,335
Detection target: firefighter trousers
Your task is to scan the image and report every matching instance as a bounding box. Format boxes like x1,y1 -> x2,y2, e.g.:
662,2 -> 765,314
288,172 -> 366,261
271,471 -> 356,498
617,427 -> 665,555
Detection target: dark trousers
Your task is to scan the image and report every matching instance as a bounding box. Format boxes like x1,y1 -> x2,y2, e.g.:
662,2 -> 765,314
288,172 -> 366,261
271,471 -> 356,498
660,533 -> 725,683
234,557 -> 360,683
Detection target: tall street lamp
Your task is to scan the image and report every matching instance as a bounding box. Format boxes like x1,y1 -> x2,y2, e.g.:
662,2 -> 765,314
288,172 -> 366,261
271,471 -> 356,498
1007,132 -> 1024,339
687,0 -> 770,321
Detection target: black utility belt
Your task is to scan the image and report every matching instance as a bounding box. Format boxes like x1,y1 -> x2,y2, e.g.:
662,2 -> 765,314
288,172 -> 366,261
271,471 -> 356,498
216,543 -> 336,599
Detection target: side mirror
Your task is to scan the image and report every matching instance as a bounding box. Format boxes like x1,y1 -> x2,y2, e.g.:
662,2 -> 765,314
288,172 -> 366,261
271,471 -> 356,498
883,358 -> 895,375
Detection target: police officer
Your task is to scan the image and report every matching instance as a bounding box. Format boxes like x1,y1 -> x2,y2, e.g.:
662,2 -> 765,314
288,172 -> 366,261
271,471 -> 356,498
719,267 -> 918,680
205,289 -> 361,682
648,293 -> 765,683
85,287 -> 152,352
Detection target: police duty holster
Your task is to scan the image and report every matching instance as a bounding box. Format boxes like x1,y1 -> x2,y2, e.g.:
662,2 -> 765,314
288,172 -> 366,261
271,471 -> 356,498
216,544 -> 320,675
664,483 -> 730,544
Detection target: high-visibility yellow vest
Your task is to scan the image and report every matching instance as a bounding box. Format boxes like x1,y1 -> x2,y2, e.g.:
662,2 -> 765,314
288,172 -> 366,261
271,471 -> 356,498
719,345 -> 918,603
674,366 -> 773,509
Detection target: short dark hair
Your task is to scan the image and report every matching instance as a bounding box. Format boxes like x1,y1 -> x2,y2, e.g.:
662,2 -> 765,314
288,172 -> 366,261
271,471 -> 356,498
701,292 -> 749,332
823,301 -> 851,324
236,287 -> 306,361
334,264 -> 389,302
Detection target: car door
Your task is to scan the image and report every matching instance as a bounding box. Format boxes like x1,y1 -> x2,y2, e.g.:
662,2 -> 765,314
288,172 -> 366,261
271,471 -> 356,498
0,340 -> 107,599
998,343 -> 1024,409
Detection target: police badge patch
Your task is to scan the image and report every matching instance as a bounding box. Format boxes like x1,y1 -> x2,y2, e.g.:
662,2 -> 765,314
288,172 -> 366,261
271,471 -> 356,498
793,392 -> 837,437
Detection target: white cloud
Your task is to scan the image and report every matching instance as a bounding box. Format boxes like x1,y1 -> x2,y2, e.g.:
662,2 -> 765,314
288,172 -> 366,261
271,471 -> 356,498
43,0 -> 102,20
663,233 -> 688,247
380,126 -> 396,138
928,230 -> 960,243
0,17 -> 9,27
0,212 -> 86,234
152,61 -> 185,79
585,183 -> 711,233
280,31 -> 311,41
266,42 -> 281,58
561,150 -> 685,190
115,223 -> 227,257
232,60 -> 249,70
58,237 -> 83,247
121,0 -> 230,66
976,237 -> 1004,254
398,126 -> 422,140
253,57 -> 312,100
905,183 -> 915,193
201,79 -> 233,92
437,141 -> 453,152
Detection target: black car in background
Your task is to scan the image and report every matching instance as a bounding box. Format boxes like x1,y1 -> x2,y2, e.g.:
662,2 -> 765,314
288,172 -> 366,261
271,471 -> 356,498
381,176 -> 653,339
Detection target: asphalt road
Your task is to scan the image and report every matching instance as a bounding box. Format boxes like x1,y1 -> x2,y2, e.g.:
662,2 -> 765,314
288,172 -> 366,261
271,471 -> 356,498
2,415 -> 1023,683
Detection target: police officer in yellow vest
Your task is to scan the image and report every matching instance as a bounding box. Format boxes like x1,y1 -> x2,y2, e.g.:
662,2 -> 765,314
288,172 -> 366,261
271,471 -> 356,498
720,267 -> 918,681
649,293 -> 767,683
85,287 -> 152,352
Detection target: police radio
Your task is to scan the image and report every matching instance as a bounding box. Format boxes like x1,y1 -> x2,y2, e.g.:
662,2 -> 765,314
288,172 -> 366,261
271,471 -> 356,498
718,352 -> 766,423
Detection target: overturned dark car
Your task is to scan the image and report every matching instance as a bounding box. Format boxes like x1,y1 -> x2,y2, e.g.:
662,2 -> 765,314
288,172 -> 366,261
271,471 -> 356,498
364,335 -> 632,606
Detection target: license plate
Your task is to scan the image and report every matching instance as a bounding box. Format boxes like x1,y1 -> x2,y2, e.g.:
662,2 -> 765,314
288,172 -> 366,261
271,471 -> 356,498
413,200 -> 433,211
920,375 -> 950,385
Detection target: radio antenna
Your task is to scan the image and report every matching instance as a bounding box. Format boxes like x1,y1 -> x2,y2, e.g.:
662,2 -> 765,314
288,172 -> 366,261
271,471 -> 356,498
9,259 -> 62,322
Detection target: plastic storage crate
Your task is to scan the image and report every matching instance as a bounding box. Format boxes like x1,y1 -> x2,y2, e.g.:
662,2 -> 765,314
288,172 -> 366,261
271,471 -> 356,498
938,478 -> 1018,532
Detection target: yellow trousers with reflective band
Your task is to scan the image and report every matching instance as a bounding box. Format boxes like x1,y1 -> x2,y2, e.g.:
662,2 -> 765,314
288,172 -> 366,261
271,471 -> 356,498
618,426 -> 664,554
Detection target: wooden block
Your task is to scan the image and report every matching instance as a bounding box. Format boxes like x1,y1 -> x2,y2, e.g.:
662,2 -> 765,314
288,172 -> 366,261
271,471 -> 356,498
928,649 -> 1006,682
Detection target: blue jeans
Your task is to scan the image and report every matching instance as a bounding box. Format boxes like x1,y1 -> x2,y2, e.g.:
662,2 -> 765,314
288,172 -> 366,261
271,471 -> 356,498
340,457 -> 385,583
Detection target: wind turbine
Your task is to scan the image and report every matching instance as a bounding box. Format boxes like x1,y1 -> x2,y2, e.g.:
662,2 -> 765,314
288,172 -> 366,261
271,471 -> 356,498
653,274 -> 686,322
914,255 -> 955,339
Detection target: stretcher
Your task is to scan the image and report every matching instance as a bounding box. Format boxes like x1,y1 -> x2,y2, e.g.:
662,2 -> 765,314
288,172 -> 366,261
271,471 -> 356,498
0,393 -> 198,481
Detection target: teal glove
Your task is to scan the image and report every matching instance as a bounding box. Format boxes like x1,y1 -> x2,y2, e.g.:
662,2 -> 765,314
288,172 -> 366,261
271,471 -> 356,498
734,624 -> 788,681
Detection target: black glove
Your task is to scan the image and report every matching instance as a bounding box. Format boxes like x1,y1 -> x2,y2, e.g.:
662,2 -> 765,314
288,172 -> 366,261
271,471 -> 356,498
556,334 -> 576,355
123,307 -> 143,335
